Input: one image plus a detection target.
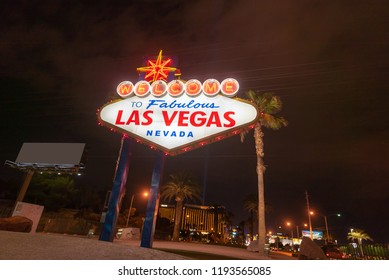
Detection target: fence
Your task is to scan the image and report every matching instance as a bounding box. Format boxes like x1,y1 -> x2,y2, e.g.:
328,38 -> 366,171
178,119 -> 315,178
339,243 -> 389,260
38,209 -> 102,236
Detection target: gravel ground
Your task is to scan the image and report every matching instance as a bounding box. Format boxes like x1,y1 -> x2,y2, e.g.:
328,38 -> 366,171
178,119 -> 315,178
0,231 -> 191,260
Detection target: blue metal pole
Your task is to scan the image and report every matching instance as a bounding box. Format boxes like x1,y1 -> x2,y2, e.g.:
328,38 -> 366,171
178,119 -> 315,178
140,51 -> 176,248
140,151 -> 165,248
99,136 -> 131,242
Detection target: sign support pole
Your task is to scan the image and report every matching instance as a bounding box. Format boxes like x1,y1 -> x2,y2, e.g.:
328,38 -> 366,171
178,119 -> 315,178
99,136 -> 131,242
140,151 -> 165,248
13,170 -> 34,212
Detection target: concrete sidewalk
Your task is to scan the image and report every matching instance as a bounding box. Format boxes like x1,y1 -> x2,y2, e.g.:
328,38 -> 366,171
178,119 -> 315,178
0,231 -> 294,260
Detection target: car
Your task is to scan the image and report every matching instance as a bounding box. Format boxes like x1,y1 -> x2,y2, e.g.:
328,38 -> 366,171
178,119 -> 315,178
321,245 -> 347,259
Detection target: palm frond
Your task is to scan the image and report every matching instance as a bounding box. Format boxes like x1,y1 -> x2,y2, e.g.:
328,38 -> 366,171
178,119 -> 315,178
240,129 -> 250,143
243,193 -> 258,213
244,90 -> 288,130
262,114 -> 288,130
347,229 -> 373,241
160,171 -> 201,203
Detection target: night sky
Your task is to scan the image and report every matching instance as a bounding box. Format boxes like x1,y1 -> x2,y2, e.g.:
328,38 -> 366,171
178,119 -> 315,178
1,1 -> 388,243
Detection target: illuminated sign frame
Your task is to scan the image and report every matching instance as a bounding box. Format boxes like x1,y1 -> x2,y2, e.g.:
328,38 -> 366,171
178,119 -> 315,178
98,52 -> 259,156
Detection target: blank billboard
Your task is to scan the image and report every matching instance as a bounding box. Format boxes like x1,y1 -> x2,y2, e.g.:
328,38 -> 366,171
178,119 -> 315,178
301,230 -> 323,240
15,143 -> 85,165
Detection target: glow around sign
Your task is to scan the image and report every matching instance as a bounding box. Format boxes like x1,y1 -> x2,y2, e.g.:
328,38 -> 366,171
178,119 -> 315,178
98,78 -> 259,155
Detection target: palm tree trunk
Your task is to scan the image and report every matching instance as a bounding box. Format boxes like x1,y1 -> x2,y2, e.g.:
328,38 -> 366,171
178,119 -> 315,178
172,199 -> 183,242
358,238 -> 365,258
249,211 -> 255,241
254,124 -> 266,256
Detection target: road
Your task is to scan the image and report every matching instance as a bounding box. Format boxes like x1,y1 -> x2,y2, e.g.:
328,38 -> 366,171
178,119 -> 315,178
117,239 -> 296,260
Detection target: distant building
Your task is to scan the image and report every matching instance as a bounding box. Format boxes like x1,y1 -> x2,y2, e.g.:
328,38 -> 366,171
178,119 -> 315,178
159,204 -> 227,235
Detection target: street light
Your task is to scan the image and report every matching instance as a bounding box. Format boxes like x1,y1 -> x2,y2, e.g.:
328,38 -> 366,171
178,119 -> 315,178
286,222 -> 294,251
308,211 -> 314,240
126,192 -> 148,227
295,223 -> 308,239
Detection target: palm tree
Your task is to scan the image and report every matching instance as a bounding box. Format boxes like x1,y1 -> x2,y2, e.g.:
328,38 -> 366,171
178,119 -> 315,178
208,204 -> 228,242
241,90 -> 287,256
209,204 -> 223,234
347,229 -> 373,257
220,210 -> 234,243
243,193 -> 273,241
160,172 -> 201,241
243,193 -> 258,241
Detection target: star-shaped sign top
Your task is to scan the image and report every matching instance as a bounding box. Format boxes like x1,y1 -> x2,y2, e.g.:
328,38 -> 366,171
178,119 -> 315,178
137,50 -> 177,83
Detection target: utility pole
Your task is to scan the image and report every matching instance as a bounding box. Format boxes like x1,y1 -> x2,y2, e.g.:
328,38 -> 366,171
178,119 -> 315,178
324,215 -> 329,244
126,194 -> 135,228
305,191 -> 313,240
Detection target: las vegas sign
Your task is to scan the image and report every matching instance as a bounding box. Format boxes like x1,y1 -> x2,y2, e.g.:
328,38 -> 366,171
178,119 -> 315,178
98,52 -> 259,155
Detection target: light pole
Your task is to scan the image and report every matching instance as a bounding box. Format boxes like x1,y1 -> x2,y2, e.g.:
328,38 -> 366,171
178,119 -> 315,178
308,211 -> 314,240
286,222 -> 294,251
311,211 -> 341,244
126,192 -> 148,228
305,191 -> 313,240
324,215 -> 329,244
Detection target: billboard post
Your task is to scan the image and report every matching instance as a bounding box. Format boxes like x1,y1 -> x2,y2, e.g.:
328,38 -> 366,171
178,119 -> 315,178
14,170 -> 34,209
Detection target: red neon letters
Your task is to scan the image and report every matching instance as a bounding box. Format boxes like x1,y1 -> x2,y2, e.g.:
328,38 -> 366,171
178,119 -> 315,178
116,78 -> 239,98
115,110 -> 236,128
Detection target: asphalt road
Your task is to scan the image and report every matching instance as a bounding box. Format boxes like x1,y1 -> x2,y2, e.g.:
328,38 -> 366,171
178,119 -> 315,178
117,239 -> 295,260
0,231 -> 295,260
